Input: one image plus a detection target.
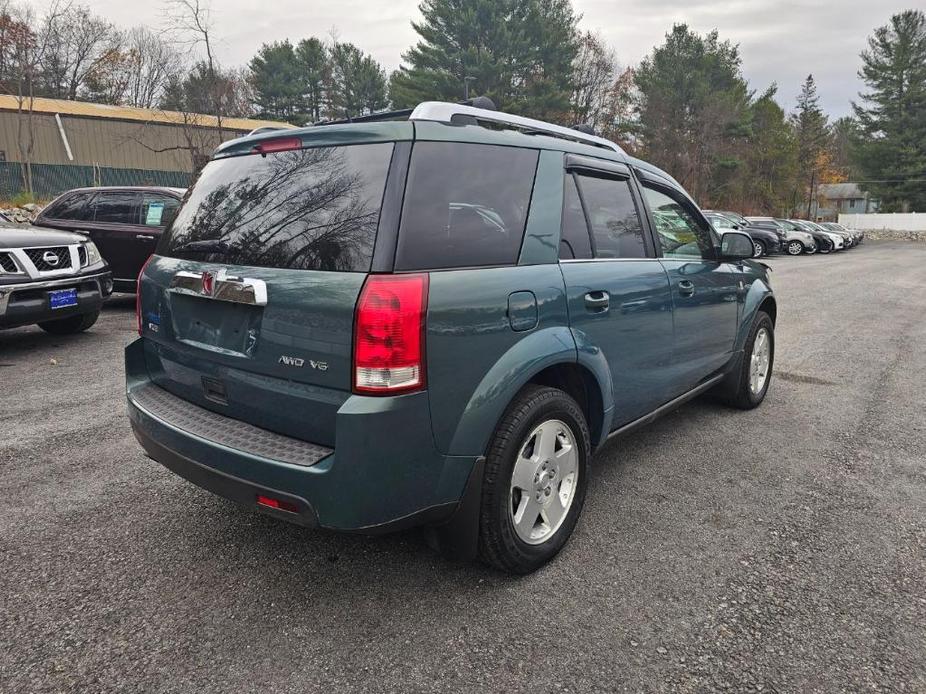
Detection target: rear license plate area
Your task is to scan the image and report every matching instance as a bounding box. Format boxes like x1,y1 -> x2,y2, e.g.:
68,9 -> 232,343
170,294 -> 262,357
49,288 -> 78,310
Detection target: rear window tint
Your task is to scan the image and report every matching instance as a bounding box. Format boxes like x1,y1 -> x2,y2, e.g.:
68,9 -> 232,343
395,142 -> 539,270
161,143 -> 393,272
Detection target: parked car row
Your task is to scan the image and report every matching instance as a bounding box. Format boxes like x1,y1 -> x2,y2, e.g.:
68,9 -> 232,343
704,210 -> 865,258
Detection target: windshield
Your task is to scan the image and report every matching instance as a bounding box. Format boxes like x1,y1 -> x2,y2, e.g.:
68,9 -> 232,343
160,143 -> 393,272
723,212 -> 750,227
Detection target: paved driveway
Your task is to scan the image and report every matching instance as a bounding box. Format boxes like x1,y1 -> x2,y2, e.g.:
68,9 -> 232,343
1,242 -> 924,692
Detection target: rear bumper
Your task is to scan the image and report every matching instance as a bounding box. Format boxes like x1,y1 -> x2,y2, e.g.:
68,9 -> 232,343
0,271 -> 112,329
125,338 -> 478,532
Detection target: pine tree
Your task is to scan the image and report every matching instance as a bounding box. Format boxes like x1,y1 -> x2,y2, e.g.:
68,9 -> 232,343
295,38 -> 328,123
853,10 -> 926,212
789,75 -> 830,214
389,0 -> 578,119
633,25 -> 752,204
327,42 -> 388,119
249,40 -> 304,122
739,86 -> 799,215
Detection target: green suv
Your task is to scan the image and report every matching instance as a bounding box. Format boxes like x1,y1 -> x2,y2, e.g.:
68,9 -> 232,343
126,101 -> 776,574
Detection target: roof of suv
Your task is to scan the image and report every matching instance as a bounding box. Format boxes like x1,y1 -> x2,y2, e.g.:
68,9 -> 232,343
213,101 -> 682,191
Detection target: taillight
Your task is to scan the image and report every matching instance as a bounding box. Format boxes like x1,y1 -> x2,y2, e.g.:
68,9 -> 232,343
252,137 -> 302,155
136,255 -> 153,336
353,273 -> 429,395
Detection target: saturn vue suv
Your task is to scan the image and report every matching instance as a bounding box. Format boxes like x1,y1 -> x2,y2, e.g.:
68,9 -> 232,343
126,100 -> 777,574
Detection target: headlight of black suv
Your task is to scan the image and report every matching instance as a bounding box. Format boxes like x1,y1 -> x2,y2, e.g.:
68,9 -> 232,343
81,241 -> 103,267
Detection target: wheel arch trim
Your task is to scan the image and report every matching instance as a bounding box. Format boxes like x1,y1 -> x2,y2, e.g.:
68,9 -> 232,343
445,326 -> 613,456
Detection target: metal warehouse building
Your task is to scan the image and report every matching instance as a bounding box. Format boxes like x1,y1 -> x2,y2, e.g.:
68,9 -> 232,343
0,95 -> 291,200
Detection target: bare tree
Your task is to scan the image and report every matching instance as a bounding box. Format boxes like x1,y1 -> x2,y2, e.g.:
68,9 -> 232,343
0,1 -> 68,196
570,31 -> 617,131
163,0 -> 224,138
84,27 -> 182,107
125,27 -> 183,108
40,4 -> 120,100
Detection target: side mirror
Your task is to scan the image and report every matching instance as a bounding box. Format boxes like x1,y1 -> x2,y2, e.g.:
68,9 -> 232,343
720,231 -> 754,260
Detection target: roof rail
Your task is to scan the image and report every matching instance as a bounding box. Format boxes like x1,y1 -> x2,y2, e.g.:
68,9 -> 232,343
313,108 -> 414,127
409,101 -> 625,154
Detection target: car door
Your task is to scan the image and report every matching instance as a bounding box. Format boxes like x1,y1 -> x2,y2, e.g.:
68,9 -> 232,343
558,158 -> 676,428
638,176 -> 740,393
88,190 -> 142,282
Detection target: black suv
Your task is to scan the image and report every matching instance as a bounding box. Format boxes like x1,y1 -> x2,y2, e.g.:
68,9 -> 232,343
34,186 -> 185,292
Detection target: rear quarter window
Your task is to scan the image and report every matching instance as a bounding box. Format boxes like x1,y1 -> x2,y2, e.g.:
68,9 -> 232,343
160,143 -> 393,272
43,193 -> 93,221
395,142 -> 539,271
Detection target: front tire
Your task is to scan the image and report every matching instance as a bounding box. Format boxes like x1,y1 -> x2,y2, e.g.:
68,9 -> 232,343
786,241 -> 803,256
37,311 -> 100,335
478,385 -> 590,574
717,311 -> 774,410
752,240 -> 766,258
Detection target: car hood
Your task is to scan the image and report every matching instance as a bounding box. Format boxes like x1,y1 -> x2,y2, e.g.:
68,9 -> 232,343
0,222 -> 87,248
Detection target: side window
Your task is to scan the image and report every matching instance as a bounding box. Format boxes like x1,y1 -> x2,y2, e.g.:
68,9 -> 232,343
710,215 -> 733,229
44,193 -> 92,221
574,174 -> 647,259
93,192 -> 140,224
395,142 -> 539,271
140,194 -> 180,227
642,185 -> 714,260
559,175 -> 592,260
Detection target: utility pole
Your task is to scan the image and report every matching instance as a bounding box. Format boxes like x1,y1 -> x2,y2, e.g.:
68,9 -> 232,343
463,76 -> 476,101
806,169 -> 816,219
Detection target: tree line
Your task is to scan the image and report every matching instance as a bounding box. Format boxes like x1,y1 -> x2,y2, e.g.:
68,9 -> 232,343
1,0 -> 923,212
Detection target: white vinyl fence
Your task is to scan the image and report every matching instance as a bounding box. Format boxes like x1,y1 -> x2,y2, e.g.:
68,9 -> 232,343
839,213 -> 926,232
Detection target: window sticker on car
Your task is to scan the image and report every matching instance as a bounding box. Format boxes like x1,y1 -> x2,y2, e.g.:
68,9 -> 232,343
145,202 -> 165,226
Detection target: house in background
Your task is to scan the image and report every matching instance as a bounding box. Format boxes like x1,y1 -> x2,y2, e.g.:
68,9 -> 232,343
813,182 -> 880,221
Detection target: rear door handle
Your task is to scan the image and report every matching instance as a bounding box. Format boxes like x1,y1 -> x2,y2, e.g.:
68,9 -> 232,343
584,290 -> 610,312
136,234 -> 156,240
677,280 -> 695,297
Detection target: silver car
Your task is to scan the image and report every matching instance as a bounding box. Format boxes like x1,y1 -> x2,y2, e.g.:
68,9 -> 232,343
746,217 -> 816,255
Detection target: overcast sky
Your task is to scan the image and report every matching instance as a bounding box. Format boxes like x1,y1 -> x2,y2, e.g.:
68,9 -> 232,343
75,0 -> 914,117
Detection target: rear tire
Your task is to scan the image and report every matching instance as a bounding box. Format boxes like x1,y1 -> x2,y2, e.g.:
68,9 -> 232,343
716,311 -> 774,410
478,385 -> 590,574
38,311 -> 100,335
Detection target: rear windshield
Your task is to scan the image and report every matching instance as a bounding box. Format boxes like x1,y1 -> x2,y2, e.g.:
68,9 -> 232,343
395,142 -> 539,270
160,143 -> 393,272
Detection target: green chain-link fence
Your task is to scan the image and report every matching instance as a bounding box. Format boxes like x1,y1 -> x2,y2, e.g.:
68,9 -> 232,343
0,162 -> 192,202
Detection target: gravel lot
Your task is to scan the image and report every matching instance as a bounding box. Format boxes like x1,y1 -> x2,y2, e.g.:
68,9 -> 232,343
1,241 -> 924,693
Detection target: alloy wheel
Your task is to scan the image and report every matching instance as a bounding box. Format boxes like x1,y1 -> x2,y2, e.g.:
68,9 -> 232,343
753,241 -> 764,258
749,328 -> 771,395
787,241 -> 803,255
509,419 -> 579,545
